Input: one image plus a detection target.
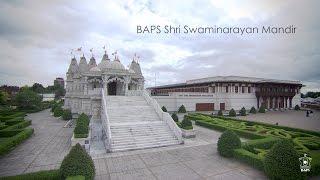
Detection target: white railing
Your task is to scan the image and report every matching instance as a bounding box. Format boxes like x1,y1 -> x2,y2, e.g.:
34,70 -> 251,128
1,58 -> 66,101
127,90 -> 183,144
101,89 -> 112,152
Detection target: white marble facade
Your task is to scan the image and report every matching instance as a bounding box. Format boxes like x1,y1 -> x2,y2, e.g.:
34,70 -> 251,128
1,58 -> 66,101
64,52 -> 144,116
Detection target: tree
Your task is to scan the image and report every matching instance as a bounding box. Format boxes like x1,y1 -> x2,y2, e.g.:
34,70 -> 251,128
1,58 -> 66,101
31,83 -> 45,93
229,108 -> 236,117
0,90 -> 9,105
171,113 -> 178,122
178,105 -> 187,113
54,84 -> 65,99
14,89 -> 42,110
161,106 -> 167,112
239,107 -> 246,116
217,130 -> 241,157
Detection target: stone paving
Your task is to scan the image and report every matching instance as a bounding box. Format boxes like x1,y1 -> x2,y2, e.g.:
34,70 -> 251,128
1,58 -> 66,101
4,109 -> 319,179
237,109 -> 320,132
0,109 -> 73,177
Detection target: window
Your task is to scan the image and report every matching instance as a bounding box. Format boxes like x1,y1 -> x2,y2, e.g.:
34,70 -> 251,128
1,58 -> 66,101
242,86 -> 245,93
226,86 -> 229,93
248,87 -> 251,93
235,86 -> 238,93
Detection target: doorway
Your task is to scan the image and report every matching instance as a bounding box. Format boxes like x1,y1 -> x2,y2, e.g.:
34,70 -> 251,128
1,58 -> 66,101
220,103 -> 225,111
108,82 -> 117,95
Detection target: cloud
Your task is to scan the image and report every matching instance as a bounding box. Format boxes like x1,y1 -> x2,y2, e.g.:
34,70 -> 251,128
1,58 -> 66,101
0,0 -> 319,94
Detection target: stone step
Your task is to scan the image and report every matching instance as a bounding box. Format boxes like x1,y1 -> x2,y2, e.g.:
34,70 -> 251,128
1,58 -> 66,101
111,140 -> 180,152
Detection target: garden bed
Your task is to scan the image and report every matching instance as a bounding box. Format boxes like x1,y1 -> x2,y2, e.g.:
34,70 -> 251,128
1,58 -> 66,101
186,113 -> 320,177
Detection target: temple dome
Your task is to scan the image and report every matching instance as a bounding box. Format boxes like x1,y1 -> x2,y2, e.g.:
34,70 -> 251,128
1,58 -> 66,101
107,59 -> 125,70
79,56 -> 88,73
89,66 -> 101,72
98,53 -> 111,70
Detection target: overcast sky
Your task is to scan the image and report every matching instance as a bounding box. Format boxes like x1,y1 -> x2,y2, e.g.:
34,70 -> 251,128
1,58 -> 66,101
0,0 -> 319,92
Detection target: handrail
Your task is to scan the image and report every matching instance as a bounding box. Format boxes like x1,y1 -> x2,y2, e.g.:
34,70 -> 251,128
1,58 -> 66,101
101,89 -> 112,152
128,90 -> 183,144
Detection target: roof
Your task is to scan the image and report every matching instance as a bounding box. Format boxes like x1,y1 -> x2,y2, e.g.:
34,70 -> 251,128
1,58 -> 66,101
148,76 -> 302,89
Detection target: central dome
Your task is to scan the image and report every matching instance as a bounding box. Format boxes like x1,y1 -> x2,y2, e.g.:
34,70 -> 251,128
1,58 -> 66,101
107,60 -> 125,70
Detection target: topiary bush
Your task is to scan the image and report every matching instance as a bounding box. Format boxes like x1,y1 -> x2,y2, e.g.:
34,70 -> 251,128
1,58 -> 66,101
217,130 -> 241,157
258,106 -> 265,113
53,106 -> 63,117
217,110 -> 223,116
62,109 -> 72,120
229,108 -> 236,117
60,143 -> 95,180
181,115 -> 193,130
264,139 -> 304,180
249,107 -> 256,114
294,105 -> 300,110
178,105 -> 187,113
239,107 -> 246,116
161,106 -> 167,112
171,113 -> 178,122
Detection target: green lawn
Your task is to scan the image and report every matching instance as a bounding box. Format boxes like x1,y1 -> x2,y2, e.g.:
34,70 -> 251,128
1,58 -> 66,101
186,113 -> 320,176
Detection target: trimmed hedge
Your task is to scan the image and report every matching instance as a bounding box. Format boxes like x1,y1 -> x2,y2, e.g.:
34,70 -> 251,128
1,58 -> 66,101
242,137 -> 280,153
195,120 -> 266,139
217,130 -> 241,157
0,170 -> 61,180
3,120 -> 31,131
294,105 -> 300,110
229,108 -> 236,117
62,109 -> 72,120
60,143 -> 95,180
161,106 -> 167,112
66,176 -> 85,180
264,139 -> 303,180
74,113 -> 89,138
233,148 -> 264,170
171,113 -> 178,122
178,105 -> 187,113
0,128 -> 34,155
217,110 -> 223,116
249,107 -> 256,114
239,107 -> 246,116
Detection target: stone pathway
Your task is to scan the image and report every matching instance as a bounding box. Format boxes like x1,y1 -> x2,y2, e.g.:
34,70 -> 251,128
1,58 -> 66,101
237,110 -> 320,132
0,109 -> 73,177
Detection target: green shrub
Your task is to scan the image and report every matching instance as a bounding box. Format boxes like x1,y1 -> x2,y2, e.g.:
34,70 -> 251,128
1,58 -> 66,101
233,149 -> 264,170
178,105 -> 187,113
181,116 -> 193,130
239,107 -> 246,116
217,130 -> 241,157
249,107 -> 256,114
294,105 -> 300,110
0,169 -> 61,180
60,143 -> 95,180
0,128 -> 34,155
53,106 -> 63,117
161,106 -> 167,112
228,108 -> 236,117
217,110 -> 223,116
264,139 -> 303,180
62,109 -> 72,120
171,113 -> 178,122
258,106 -> 266,113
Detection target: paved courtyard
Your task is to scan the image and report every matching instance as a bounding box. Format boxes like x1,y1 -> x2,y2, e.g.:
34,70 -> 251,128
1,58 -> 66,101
237,109 -> 320,132
0,109 -> 73,177
6,109 -> 320,179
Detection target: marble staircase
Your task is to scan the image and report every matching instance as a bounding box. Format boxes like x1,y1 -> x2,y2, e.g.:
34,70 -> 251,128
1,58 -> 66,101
106,96 -> 180,152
